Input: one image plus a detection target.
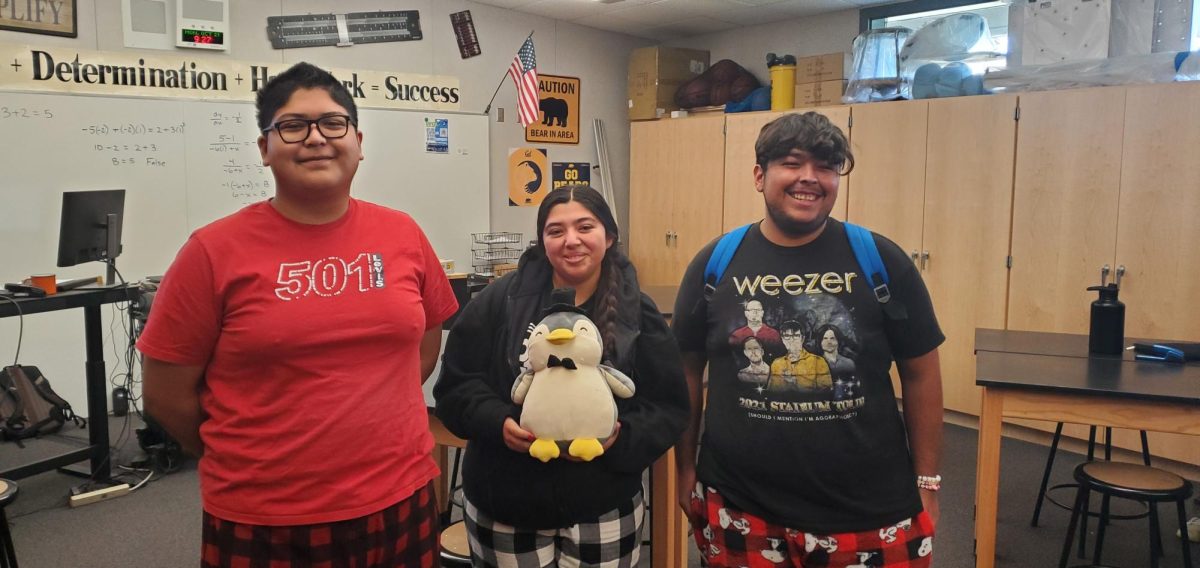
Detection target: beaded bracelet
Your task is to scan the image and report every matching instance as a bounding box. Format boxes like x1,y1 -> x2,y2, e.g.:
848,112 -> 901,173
916,474 -> 942,491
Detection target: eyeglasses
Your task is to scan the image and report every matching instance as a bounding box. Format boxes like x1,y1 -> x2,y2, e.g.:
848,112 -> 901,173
263,114 -> 355,144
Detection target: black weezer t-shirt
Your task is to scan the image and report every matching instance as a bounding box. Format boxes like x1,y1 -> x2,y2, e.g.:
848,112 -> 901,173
673,219 -> 944,533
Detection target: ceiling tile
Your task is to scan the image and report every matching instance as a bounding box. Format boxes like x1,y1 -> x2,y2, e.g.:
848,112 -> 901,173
727,0 -> 789,6
770,0 -> 859,18
679,0 -> 753,12
578,12 -> 658,37
470,0 -> 539,8
647,15 -> 739,36
517,0 -> 612,21
607,0 -> 716,24
703,5 -> 792,25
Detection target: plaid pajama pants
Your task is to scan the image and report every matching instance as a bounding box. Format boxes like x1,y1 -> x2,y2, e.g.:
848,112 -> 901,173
690,482 -> 935,568
463,491 -> 644,568
201,481 -> 439,568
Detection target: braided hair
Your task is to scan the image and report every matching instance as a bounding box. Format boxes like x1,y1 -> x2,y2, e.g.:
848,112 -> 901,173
535,184 -> 624,363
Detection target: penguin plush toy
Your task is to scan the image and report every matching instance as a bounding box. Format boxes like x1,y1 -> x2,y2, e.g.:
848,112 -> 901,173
512,288 -> 636,462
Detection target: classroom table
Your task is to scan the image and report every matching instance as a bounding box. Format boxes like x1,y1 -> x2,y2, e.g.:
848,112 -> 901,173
973,328 -> 1200,568
0,285 -> 138,481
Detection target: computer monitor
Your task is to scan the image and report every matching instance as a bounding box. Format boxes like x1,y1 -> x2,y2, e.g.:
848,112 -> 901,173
56,189 -> 126,285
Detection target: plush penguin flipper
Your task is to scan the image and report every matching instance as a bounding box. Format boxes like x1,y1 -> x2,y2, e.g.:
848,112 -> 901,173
598,365 -> 636,398
511,371 -> 534,404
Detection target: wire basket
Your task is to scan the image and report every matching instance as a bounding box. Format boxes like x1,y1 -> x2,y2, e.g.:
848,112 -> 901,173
472,232 -> 522,245
471,232 -> 524,276
472,248 -> 523,263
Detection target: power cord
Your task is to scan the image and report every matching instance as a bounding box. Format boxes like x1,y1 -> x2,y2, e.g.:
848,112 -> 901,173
0,295 -> 24,366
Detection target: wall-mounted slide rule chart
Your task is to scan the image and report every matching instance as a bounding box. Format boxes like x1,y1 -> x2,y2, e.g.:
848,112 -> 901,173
267,11 -> 423,49
450,10 -> 481,59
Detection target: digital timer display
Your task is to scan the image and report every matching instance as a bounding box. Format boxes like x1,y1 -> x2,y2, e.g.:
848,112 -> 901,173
181,29 -> 224,45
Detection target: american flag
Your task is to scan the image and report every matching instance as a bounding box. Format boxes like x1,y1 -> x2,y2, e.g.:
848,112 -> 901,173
509,37 -> 539,128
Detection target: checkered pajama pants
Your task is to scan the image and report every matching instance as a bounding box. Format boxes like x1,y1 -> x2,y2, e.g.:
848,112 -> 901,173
463,491 -> 644,568
200,481 -> 439,568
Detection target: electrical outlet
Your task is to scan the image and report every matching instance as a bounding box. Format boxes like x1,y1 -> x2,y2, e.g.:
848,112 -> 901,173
68,483 -> 131,508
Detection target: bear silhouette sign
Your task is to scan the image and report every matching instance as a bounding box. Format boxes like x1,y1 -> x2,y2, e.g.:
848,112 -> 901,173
525,74 -> 579,145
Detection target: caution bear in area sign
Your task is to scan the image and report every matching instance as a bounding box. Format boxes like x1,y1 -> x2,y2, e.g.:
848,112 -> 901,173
525,74 -> 579,145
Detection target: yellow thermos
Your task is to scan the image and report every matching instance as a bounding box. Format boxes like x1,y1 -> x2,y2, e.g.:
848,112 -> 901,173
768,53 -> 797,110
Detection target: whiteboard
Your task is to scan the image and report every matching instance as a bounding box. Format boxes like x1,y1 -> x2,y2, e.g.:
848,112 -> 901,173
0,91 -> 488,410
0,91 -> 488,277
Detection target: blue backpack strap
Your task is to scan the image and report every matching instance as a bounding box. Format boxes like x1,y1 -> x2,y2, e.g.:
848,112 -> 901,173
703,224 -> 753,300
844,222 -> 891,304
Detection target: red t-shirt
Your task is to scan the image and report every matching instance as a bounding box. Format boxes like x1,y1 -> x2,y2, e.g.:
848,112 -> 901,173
137,199 -> 458,525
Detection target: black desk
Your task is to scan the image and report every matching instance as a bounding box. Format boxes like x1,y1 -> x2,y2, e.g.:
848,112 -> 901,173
972,328 -> 1200,568
0,285 -> 137,481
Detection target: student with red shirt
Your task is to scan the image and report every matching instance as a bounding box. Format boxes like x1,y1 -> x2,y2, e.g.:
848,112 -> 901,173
137,62 -> 457,568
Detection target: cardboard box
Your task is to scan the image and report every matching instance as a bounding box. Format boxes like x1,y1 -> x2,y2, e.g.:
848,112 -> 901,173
794,80 -> 848,107
628,47 -> 710,120
795,52 -> 852,84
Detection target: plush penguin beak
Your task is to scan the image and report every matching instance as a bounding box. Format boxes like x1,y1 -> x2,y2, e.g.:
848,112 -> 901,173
547,328 -> 575,344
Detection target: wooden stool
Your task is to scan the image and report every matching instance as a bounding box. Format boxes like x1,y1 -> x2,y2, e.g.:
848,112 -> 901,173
439,521 -> 471,567
1032,425 -> 1151,527
0,479 -> 19,568
1059,462 -> 1193,568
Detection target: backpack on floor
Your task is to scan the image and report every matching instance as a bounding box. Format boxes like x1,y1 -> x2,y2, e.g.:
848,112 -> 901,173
0,365 -> 86,445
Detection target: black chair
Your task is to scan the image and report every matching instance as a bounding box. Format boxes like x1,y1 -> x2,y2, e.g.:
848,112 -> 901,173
1059,461 -> 1193,568
0,478 -> 19,568
1032,424 -> 1152,527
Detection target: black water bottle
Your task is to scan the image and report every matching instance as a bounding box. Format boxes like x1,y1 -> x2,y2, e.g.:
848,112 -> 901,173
1087,284 -> 1125,355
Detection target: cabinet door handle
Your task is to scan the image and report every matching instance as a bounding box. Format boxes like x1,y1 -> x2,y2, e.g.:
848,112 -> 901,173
1101,264 -> 1111,286
1115,264 -> 1125,287
665,231 -> 671,247
910,250 -> 919,265
920,250 -> 930,270
671,232 -> 678,246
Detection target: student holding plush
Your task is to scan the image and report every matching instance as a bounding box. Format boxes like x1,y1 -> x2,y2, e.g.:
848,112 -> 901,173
435,185 -> 688,568
138,62 -> 457,567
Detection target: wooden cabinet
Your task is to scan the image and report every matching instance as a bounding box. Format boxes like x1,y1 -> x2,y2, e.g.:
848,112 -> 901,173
921,95 -> 1017,415
846,96 -> 1016,415
629,115 -> 725,286
1006,82 -> 1200,465
722,107 -> 851,230
1008,87 -> 1125,333
844,100 -> 928,258
1107,83 -> 1200,466
1115,82 -> 1200,342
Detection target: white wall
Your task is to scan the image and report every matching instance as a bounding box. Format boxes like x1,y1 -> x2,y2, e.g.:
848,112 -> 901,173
0,0 -> 648,250
670,9 -> 861,86
0,0 -> 647,411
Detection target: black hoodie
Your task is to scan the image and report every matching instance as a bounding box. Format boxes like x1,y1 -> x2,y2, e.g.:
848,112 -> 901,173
433,246 -> 689,529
